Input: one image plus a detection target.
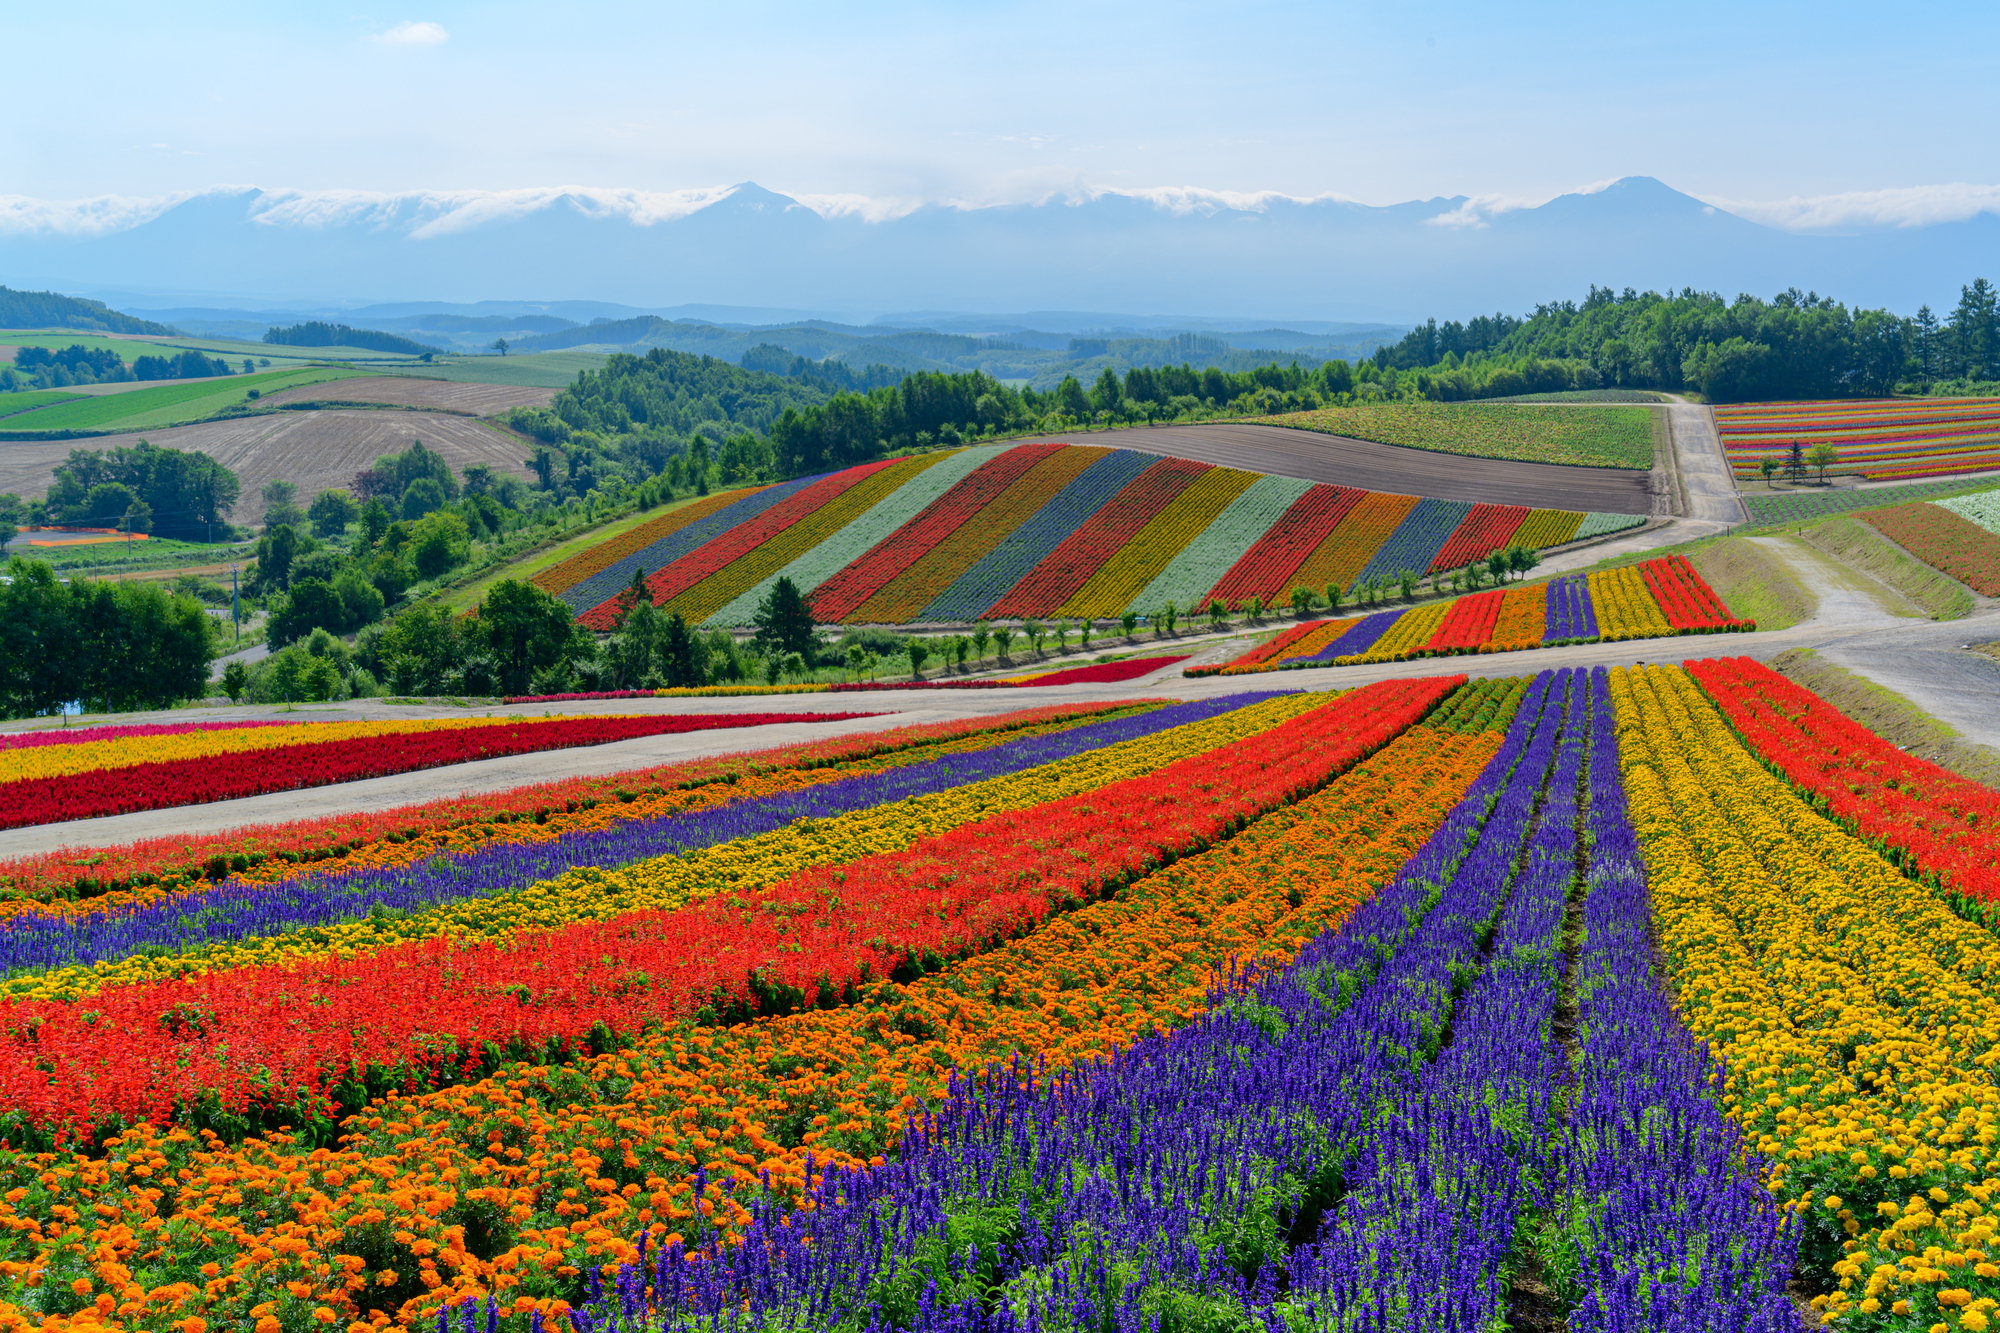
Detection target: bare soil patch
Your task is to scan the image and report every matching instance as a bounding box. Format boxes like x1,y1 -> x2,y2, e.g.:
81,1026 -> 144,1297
0,410 -> 537,525
256,376 -> 555,415
1030,423 -> 1656,514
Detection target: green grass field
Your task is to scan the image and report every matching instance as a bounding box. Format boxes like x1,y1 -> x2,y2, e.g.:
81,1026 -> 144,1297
1740,478 -> 2000,524
0,329 -> 431,370
0,366 -> 367,433
376,351 -> 609,388
1264,400 -> 1658,469
0,390 -> 85,419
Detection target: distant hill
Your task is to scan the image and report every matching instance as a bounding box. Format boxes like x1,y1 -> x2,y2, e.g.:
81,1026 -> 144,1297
261,321 -> 440,355
0,285 -> 176,335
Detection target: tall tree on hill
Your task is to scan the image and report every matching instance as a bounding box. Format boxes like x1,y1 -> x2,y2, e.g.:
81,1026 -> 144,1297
751,576 -> 820,665
1953,279 -> 1998,381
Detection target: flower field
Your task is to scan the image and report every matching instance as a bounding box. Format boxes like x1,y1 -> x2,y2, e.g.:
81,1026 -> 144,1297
530,444 -> 1636,627
1716,397 -> 2000,481
13,652 -> 2000,1331
1200,555 -> 1752,675
0,713 -> 876,831
1863,498 -> 2000,594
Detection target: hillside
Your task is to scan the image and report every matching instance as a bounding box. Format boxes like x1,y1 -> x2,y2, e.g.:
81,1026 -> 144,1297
0,286 -> 175,335
531,441 -> 1643,629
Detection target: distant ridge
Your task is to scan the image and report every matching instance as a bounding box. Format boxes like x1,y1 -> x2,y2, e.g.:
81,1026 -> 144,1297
0,285 -> 176,335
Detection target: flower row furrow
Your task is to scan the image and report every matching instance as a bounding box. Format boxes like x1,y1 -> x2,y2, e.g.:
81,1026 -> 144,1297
711,445 -> 1013,626
0,681 -> 1498,1333
986,455 -> 1209,619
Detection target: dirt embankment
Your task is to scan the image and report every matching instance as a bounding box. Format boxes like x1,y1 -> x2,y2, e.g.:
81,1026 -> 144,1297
1794,515 -> 1977,621
1028,423 -> 1656,514
1687,539 -> 1816,630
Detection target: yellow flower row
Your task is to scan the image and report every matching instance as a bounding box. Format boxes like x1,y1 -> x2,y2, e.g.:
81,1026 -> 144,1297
1340,599 -> 1453,664
1610,664 -> 2000,1330
1056,466 -> 1258,619
1512,507 -> 1586,549
15,692 -> 1333,1002
0,715 -> 529,784
1590,565 -> 1673,639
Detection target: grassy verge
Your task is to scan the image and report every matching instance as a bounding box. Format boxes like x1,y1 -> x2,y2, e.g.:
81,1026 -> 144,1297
1686,539 -> 1816,631
1793,515 -> 1975,620
1769,647 -> 2000,789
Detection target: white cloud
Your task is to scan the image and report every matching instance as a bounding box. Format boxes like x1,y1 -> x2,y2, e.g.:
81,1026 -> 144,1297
246,184 -> 745,237
1699,182 -> 2000,231
0,188 -> 214,237
371,20 -> 448,47
789,192 -> 926,223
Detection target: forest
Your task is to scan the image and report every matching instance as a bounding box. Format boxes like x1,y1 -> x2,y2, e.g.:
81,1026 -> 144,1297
261,321 -> 440,355
0,285 -> 175,335
36,441 -> 242,541
1368,279 -> 1999,402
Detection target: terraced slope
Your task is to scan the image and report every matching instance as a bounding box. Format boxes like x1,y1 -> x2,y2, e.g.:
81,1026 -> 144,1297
540,442 -> 1644,627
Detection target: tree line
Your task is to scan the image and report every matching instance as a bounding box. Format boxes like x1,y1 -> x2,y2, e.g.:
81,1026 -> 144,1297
262,322 -> 440,356
3,344 -> 246,392
0,561 -> 216,718
1368,280 -> 2000,402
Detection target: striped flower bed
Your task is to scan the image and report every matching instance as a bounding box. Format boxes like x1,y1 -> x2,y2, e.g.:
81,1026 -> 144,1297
1717,396 -> 2000,481
1352,496 -> 1473,589
1057,464 -> 1261,618
1204,482 -> 1367,608
1123,473 -> 1313,614
987,456 -> 1208,619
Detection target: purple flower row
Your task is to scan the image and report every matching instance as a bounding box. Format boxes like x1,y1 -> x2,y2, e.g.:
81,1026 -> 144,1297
1544,572 -> 1599,641
0,694 -> 1278,974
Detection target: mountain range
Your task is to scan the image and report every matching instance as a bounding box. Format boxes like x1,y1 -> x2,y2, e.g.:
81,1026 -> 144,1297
3,177 -> 1993,321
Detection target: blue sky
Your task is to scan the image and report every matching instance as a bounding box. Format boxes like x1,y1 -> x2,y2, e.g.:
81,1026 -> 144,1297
7,0 -> 1998,228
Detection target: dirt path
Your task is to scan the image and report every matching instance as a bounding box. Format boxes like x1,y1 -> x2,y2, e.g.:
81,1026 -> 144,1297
1028,422 -> 1655,514
1663,398 -> 1747,524
1744,536 -> 1926,626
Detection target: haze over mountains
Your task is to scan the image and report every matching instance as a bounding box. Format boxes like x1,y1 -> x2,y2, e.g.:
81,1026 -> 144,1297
3,176 -> 1993,323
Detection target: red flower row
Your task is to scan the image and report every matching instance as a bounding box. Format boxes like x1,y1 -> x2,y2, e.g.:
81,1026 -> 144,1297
1016,655 -> 1189,686
1640,555 -> 1743,630
1428,503 -> 1529,574
1688,656 -> 2000,903
0,711 -> 877,831
1205,484 -> 1368,607
808,444 -> 1061,622
1424,588 -> 1507,652
0,676 -> 1457,1140
986,457 -> 1209,619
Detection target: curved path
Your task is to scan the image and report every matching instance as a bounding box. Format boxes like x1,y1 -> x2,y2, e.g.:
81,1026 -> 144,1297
1029,422 -> 1658,514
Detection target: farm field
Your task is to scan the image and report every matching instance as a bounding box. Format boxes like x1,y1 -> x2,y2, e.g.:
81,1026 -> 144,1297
1198,553 -> 1752,674
374,350 -> 614,387
255,374 -> 556,414
1032,420 -> 1657,512
1717,397 -> 2000,481
1739,476 -> 2000,525
0,329 -> 427,370
1860,494 -> 2000,595
0,409 -> 540,526
0,365 -> 367,434
8,655 -> 1995,1331
1261,398 -> 1659,468
533,442 -> 1646,628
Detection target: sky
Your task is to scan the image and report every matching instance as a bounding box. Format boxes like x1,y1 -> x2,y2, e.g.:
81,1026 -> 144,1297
5,0 -> 1999,231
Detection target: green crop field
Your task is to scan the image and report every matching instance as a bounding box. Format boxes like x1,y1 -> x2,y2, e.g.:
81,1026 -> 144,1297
1264,400 -> 1658,469
0,366 -> 367,433
376,351 -> 609,388
0,390 -> 85,419
0,329 -> 431,370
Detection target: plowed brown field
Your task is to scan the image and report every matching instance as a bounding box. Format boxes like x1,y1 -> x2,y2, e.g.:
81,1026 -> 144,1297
1031,423 -> 1661,515
256,376 -> 555,414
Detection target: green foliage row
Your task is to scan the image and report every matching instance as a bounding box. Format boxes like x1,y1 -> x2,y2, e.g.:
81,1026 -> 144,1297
1740,479 -> 2000,525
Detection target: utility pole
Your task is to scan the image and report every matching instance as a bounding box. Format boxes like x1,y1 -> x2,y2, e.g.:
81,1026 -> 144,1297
232,566 -> 240,643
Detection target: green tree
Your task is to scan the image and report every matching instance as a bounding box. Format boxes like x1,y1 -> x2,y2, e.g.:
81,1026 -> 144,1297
1207,599 -> 1228,629
906,638 -> 931,679
269,579 -> 346,647
1120,611 -> 1138,637
1760,457 -> 1779,488
1808,442 -> 1840,483
1090,368 -> 1124,415
658,611 -> 707,688
971,621 -> 991,661
1022,620 -> 1046,656
1290,586 -> 1315,616
252,524 -> 301,591
222,659 -> 250,703
309,490 -> 360,539
475,580 -> 589,696
1325,583 -> 1343,613
1053,376 -> 1092,422
751,576 -> 820,663
401,477 -> 447,521
262,480 -> 305,531
409,511 -> 471,579
993,625 -> 1016,660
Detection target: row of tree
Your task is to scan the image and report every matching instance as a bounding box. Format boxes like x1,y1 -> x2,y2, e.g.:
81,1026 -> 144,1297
1369,280 -> 2000,402
262,322 -> 440,356
3,345 -> 250,393
0,561 -> 216,718
32,442 -> 241,542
